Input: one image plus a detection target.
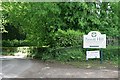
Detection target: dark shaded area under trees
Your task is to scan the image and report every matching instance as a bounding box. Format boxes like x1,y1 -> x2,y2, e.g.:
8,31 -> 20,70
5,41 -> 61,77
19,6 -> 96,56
2,23 -> 26,40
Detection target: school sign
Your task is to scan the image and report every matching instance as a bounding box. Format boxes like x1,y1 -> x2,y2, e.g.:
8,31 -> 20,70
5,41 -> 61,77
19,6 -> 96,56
83,31 -> 106,48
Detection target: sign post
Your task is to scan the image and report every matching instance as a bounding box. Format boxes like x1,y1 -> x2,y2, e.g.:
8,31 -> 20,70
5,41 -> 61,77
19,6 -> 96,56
83,31 -> 106,63
100,48 -> 103,64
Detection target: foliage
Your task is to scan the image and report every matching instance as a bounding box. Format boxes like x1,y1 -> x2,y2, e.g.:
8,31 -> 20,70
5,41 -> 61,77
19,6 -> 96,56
99,2 -> 119,37
35,46 -> 85,61
2,2 -> 119,46
2,23 -> 26,40
29,47 -> 49,59
1,47 -> 16,55
2,2 -> 60,46
52,29 -> 84,48
53,48 -> 85,61
2,40 -> 31,47
57,2 -> 98,32
103,46 -> 119,61
1,2 -> 119,62
57,2 -> 119,36
32,45 -> 118,62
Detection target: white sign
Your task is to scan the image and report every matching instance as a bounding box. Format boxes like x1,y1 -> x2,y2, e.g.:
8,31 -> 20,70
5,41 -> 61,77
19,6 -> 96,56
86,50 -> 100,60
83,31 -> 106,48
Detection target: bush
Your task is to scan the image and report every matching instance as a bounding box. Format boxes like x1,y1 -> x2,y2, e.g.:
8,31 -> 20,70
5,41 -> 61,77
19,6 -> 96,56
103,46 -> 119,61
53,29 -> 84,48
39,46 -> 85,61
55,48 -> 85,61
2,40 -> 13,47
38,45 -> 119,61
30,47 -> 49,59
2,40 -> 31,47
2,47 -> 17,55
31,45 -> 119,62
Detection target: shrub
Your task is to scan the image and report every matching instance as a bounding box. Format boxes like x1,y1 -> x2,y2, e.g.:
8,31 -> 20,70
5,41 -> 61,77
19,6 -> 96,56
2,40 -> 13,47
39,45 -> 118,61
103,46 -> 119,61
39,46 -> 86,61
30,47 -> 49,59
19,40 -> 31,46
2,47 -> 17,55
2,40 -> 31,47
53,29 -> 84,48
55,48 -> 85,61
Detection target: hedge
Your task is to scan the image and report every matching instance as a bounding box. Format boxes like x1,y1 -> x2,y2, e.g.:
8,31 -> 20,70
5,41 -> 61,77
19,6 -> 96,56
52,29 -> 84,48
34,45 -> 118,61
2,40 -> 31,47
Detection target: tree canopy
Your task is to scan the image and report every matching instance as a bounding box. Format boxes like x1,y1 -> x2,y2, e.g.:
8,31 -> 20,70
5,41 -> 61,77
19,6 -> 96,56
1,2 -> 119,47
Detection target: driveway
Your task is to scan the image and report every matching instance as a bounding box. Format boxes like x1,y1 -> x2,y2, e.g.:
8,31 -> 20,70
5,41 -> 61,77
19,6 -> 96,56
0,56 -> 119,78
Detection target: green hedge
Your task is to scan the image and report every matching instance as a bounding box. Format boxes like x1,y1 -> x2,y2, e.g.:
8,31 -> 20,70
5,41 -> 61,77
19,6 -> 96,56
2,40 -> 31,47
103,46 -> 119,61
34,45 -> 118,61
1,47 -> 17,55
30,47 -> 49,59
36,46 -> 85,61
53,29 -> 84,48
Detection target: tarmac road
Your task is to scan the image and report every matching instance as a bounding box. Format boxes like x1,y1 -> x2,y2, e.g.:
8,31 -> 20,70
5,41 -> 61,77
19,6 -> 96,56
0,56 -> 119,78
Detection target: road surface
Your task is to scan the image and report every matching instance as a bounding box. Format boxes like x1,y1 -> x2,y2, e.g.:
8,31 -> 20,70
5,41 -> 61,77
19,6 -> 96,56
0,56 -> 119,78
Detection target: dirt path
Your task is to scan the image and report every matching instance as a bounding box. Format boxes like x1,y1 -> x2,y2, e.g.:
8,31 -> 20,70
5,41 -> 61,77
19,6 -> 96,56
0,56 -> 119,78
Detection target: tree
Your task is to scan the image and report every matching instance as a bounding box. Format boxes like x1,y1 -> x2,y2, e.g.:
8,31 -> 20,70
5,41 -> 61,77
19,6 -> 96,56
57,2 -> 119,36
2,2 -> 119,47
98,2 -> 119,37
2,2 -> 60,46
